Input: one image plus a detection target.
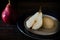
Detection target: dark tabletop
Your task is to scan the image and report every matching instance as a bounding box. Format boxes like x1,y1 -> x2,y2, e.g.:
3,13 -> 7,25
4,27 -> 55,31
0,20 -> 35,40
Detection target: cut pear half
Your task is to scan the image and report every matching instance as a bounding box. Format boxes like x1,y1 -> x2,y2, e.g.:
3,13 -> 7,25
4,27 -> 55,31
26,11 -> 43,30
32,12 -> 42,30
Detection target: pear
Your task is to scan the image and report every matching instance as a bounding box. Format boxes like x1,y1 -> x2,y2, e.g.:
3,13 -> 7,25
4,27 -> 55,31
1,0 -> 17,24
26,11 -> 43,30
43,16 -> 55,29
26,12 -> 39,28
32,12 -> 42,30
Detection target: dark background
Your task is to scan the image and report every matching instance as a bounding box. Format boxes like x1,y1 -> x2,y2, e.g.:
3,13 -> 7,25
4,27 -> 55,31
0,0 -> 60,40
0,0 -> 60,20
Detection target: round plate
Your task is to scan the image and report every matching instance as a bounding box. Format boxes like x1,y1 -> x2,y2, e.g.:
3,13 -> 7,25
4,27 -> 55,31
17,9 -> 60,40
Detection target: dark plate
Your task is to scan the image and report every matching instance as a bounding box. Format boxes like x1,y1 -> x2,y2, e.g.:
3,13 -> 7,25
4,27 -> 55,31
17,8 -> 60,40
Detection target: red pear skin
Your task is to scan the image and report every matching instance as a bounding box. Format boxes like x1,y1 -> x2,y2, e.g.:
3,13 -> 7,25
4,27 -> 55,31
2,3 -> 17,25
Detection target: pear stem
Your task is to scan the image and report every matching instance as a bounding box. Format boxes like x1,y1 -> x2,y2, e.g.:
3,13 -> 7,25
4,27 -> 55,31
39,6 -> 42,13
8,0 -> 10,4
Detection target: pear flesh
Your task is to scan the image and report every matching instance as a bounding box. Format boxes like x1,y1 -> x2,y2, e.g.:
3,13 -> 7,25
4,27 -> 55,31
26,12 -> 42,30
32,12 -> 42,30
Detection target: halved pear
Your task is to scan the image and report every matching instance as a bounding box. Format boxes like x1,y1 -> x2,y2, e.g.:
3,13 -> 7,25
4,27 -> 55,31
32,12 -> 42,30
26,11 -> 43,30
26,12 -> 39,28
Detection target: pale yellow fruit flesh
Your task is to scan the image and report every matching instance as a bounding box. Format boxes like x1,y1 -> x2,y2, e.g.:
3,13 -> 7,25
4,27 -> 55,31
32,12 -> 42,30
26,12 -> 39,28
